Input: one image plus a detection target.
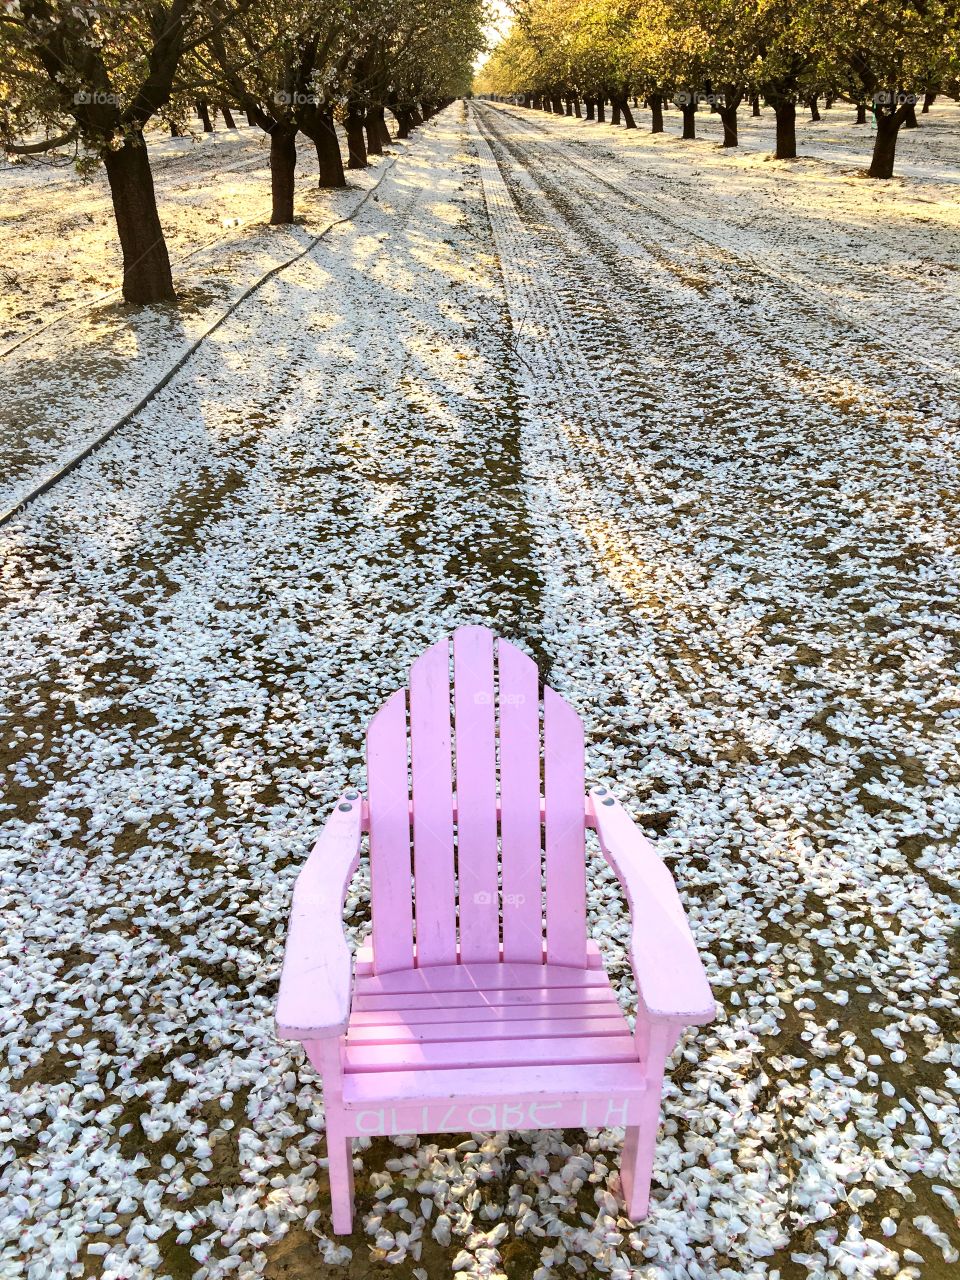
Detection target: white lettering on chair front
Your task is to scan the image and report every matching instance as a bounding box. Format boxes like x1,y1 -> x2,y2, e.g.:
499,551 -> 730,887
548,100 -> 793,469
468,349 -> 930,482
604,1098 -> 630,1126
355,1109 -> 385,1134
346,1096 -> 638,1137
528,1101 -> 563,1125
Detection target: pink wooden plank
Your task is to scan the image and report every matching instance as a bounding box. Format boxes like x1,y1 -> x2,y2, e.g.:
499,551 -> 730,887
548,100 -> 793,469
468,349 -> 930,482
357,962 -> 608,996
358,936 -> 603,974
590,789 -> 716,1023
346,1014 -> 629,1045
409,639 -> 457,966
367,689 -> 415,973
352,986 -> 616,1013
543,686 -> 587,967
343,1090 -> 646,1136
344,1033 -> 638,1073
497,638 -> 543,963
275,794 -> 364,1039
452,626 -> 499,962
342,1060 -> 646,1108
349,997 -> 621,1026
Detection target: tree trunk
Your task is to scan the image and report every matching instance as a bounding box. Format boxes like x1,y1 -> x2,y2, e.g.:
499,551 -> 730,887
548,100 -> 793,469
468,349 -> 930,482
410,106 -> 423,126
868,111 -> 902,178
376,105 -> 392,146
395,107 -> 412,138
773,100 -> 797,158
269,125 -> 298,224
313,110 -> 345,188
564,95 -> 573,116
170,120 -> 181,138
751,93 -> 761,117
596,99 -> 606,123
825,96 -> 834,109
346,106 -> 368,168
246,110 -> 257,128
856,100 -> 867,124
922,92 -> 936,113
718,104 -> 738,147
650,94 -> 664,133
552,95 -> 564,114
102,134 -> 175,304
364,108 -> 383,156
903,101 -> 919,128
620,96 -> 636,129
611,98 -> 621,125
681,101 -> 696,139
196,100 -> 213,132
220,104 -> 237,129
585,98 -> 595,121
809,95 -> 821,122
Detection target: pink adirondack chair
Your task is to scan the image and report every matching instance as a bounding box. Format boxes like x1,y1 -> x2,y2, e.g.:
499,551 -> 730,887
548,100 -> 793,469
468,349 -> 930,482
276,626 -> 714,1234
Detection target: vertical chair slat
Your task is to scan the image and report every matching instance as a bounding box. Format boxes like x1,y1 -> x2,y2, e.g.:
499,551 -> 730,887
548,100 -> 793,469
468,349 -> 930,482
410,639 -> 457,966
367,688 -> 414,974
543,685 -> 587,967
453,626 -> 500,963
498,638 -> 544,963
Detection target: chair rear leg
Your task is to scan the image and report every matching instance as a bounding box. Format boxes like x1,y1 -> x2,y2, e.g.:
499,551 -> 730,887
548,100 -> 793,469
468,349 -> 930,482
621,1016 -> 682,1220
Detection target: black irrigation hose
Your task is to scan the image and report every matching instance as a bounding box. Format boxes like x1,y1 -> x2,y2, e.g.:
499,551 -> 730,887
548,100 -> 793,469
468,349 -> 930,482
0,151 -> 403,530
0,146 -> 274,365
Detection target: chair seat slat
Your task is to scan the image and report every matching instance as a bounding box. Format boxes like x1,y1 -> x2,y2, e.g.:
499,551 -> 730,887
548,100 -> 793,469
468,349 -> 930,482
356,961 -> 608,997
348,997 -> 621,1026
346,1014 -> 629,1045
344,1033 -> 639,1073
351,987 -> 620,1013
342,1061 -> 647,1107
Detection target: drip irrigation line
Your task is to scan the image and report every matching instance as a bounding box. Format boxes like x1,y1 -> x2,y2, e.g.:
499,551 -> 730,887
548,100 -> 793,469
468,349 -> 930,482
0,154 -> 400,530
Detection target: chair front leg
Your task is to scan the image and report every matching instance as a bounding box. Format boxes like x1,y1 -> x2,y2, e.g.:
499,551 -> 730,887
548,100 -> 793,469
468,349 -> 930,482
307,1037 -> 355,1235
620,1015 -> 684,1220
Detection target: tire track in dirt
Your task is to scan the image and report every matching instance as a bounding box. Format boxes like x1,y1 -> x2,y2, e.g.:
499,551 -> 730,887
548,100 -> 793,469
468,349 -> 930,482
480,102 -> 960,390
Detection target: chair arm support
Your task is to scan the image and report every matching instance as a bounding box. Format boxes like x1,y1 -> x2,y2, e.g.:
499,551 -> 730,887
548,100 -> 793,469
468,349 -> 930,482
275,792 -> 364,1041
588,788 -> 715,1026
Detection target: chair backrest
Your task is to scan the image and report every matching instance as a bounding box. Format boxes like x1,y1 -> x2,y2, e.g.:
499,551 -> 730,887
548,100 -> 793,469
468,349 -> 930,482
366,625 -> 587,973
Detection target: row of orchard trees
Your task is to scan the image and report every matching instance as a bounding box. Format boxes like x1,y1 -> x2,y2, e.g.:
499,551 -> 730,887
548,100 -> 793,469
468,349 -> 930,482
0,0 -> 485,302
477,0 -> 960,179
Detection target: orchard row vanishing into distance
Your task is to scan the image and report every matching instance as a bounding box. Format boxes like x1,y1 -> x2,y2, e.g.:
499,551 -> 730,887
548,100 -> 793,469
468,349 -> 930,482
1,0 -> 486,302
478,0 -> 960,179
3,0 -> 958,306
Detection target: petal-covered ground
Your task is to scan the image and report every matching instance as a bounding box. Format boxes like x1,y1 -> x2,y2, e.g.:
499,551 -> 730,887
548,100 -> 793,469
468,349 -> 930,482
2,102 -> 959,1280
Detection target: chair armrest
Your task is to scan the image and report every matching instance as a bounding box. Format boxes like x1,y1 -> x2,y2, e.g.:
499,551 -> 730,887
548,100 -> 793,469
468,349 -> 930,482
275,792 -> 364,1040
588,788 -> 715,1025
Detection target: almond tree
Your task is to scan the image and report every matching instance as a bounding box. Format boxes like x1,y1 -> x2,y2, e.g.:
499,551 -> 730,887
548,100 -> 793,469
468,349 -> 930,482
832,0 -> 960,177
1,0 -> 251,302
